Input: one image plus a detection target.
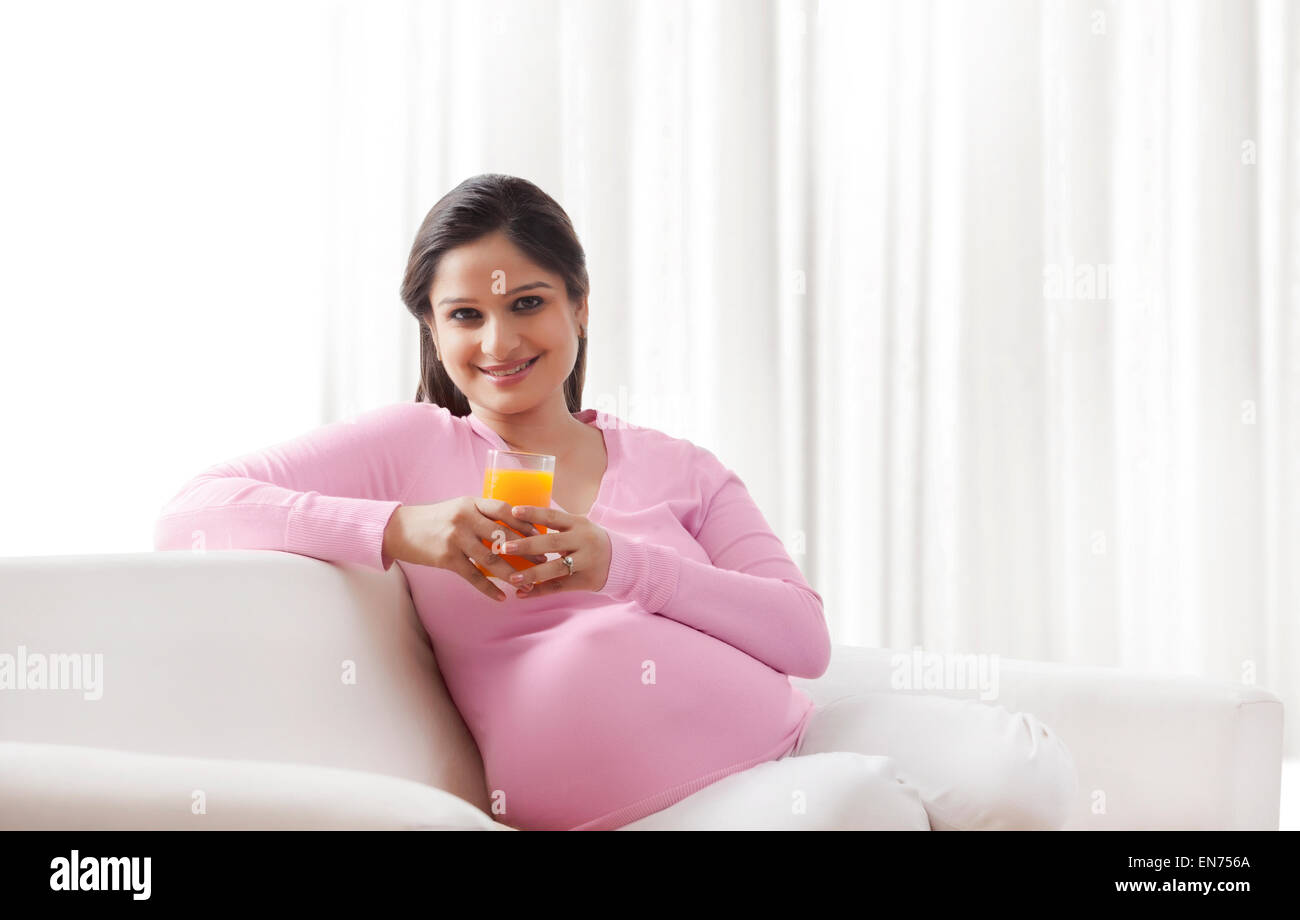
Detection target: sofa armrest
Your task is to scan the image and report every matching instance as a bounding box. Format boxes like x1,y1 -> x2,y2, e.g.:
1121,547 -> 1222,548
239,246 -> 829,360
0,551 -> 491,815
791,645 -> 1284,830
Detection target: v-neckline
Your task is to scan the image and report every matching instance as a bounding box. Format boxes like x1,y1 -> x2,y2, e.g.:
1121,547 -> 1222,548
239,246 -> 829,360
466,408 -> 617,517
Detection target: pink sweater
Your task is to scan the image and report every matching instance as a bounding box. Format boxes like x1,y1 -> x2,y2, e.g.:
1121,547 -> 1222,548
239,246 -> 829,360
153,402 -> 830,830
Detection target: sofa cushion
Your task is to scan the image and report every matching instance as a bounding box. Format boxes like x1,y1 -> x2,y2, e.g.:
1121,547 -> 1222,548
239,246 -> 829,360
0,739 -> 510,830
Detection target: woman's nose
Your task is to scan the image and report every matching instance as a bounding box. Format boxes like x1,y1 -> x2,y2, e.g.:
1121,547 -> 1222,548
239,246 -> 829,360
481,318 -> 521,359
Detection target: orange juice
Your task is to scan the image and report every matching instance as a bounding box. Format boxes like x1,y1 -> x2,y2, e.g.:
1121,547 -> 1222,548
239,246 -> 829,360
479,467 -> 553,572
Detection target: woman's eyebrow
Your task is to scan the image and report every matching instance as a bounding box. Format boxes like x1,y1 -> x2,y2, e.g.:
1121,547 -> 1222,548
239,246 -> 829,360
437,280 -> 553,307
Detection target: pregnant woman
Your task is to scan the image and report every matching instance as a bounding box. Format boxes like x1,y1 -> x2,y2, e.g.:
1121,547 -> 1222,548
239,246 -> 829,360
154,173 -> 1078,831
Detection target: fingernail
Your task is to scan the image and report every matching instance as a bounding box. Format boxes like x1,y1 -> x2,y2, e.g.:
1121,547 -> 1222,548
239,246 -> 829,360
502,543 -> 517,553
509,573 -> 523,583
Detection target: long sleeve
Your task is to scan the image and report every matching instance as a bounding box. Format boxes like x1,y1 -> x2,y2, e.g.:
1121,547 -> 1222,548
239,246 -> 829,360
153,401 -> 445,571
597,448 -> 831,679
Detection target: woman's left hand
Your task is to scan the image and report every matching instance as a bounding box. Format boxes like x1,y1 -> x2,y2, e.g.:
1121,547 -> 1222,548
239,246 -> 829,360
498,505 -> 612,598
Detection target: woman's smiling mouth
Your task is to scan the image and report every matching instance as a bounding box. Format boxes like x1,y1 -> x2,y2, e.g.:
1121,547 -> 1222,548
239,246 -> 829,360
478,355 -> 540,379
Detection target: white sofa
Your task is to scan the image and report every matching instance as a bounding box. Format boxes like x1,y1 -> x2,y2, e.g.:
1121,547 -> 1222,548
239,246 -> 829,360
0,550 -> 1284,830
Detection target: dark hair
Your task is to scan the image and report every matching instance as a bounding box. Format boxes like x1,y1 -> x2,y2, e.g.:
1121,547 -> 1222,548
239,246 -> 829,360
399,174 -> 590,415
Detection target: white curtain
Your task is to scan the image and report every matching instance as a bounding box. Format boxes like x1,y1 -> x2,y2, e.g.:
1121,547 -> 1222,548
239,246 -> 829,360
2,0 -> 1295,752
325,0 -> 1299,754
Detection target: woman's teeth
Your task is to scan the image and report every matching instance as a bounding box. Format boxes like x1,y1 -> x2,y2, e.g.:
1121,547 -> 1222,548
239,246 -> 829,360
481,357 -> 536,377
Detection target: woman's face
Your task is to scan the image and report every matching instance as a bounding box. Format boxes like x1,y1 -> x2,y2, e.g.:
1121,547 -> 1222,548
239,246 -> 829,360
425,230 -> 586,411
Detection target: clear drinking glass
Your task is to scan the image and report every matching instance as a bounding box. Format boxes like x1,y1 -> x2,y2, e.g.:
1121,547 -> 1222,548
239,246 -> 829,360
479,449 -> 555,572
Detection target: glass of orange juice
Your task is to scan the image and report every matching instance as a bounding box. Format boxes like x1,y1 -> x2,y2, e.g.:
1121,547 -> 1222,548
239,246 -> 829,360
478,448 -> 555,574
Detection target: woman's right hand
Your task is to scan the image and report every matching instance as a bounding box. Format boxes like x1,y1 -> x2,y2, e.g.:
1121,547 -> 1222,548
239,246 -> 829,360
381,497 -> 548,601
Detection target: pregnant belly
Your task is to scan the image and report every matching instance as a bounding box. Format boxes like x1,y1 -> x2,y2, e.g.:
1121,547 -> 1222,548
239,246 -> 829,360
462,608 -> 808,831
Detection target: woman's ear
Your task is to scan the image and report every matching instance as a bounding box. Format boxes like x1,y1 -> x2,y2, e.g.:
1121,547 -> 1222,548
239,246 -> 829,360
576,295 -> 589,335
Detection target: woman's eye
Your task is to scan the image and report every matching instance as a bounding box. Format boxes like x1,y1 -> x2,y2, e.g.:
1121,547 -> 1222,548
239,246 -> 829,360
449,296 -> 543,322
